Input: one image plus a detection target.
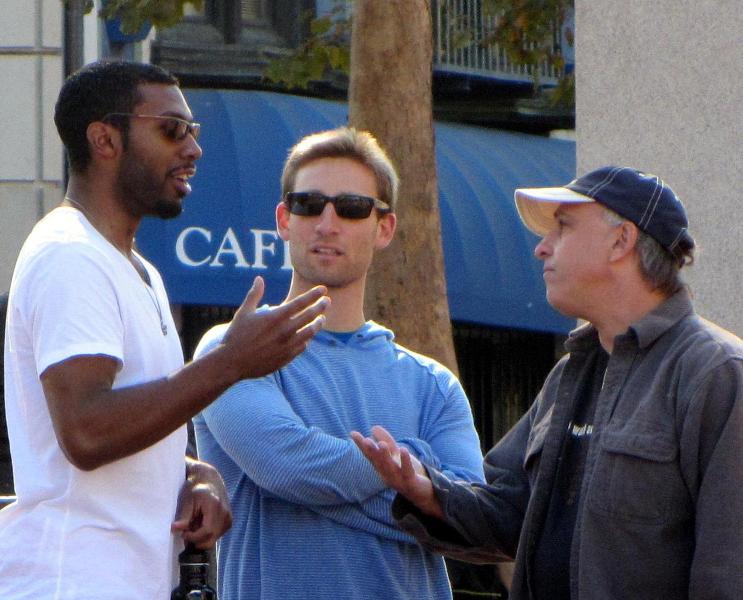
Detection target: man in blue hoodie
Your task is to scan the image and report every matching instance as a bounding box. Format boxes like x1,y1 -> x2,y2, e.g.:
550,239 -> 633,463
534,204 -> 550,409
193,126 -> 484,600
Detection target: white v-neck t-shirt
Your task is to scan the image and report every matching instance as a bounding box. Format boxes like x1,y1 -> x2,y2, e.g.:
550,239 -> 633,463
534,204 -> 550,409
0,207 -> 187,599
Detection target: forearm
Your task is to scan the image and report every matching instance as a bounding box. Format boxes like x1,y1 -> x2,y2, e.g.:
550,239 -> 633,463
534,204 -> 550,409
392,413 -> 533,560
431,466 -> 525,552
43,282 -> 328,471
391,466 -> 525,563
392,490 -> 514,565
46,345 -> 245,470
216,422 -> 388,505
302,489 -> 419,543
414,383 -> 486,484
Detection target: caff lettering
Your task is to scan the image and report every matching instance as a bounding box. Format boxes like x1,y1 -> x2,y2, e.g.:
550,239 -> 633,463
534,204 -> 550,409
175,226 -> 291,270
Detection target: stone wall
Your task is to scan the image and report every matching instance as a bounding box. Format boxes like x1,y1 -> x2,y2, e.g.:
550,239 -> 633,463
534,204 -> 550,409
575,0 -> 743,334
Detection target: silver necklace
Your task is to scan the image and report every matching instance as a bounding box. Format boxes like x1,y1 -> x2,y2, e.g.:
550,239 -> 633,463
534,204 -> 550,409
137,263 -> 169,336
64,196 -> 168,336
64,196 -> 90,216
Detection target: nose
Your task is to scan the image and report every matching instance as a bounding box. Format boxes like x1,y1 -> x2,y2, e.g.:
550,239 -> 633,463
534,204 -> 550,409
314,202 -> 341,234
534,234 -> 553,261
181,134 -> 203,161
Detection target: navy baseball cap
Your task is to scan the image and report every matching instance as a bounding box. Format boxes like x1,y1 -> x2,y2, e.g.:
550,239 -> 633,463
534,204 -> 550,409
514,166 -> 695,260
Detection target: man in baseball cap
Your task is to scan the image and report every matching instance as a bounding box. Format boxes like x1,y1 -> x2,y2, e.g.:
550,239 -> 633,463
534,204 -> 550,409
515,165 -> 695,263
353,165 -> 743,599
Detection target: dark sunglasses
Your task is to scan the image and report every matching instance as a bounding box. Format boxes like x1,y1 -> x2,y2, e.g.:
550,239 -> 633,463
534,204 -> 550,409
284,192 -> 392,219
102,113 -> 201,142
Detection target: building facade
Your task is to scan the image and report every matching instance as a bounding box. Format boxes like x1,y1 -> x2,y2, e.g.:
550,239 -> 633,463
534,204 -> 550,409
576,0 -> 743,336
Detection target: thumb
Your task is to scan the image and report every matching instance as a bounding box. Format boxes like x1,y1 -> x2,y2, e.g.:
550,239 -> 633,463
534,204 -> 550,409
238,276 -> 265,314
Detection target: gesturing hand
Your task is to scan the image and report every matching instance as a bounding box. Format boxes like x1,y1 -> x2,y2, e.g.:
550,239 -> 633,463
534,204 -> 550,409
351,425 -> 444,518
221,277 -> 329,379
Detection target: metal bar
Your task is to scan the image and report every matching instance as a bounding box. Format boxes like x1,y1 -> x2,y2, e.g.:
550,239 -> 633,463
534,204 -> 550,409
63,0 -> 85,77
431,0 -> 560,85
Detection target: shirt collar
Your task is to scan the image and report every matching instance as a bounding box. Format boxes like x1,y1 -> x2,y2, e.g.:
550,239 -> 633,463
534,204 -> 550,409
565,288 -> 694,353
627,287 -> 694,348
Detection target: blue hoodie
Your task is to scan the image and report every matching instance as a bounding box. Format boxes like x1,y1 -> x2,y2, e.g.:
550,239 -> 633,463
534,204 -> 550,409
194,321 -> 484,600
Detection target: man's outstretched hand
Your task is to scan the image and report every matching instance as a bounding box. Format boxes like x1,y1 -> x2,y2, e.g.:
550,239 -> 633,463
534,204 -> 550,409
220,277 -> 329,379
351,425 -> 444,519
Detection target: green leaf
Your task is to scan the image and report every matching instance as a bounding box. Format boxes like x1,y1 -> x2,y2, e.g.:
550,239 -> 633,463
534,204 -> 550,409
310,16 -> 333,36
100,0 -> 203,33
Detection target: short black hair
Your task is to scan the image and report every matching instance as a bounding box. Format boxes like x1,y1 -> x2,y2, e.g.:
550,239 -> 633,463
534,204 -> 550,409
54,60 -> 178,173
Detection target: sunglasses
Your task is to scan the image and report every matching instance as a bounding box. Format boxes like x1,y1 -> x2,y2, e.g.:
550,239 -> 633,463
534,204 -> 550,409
102,113 -> 201,142
284,192 -> 392,220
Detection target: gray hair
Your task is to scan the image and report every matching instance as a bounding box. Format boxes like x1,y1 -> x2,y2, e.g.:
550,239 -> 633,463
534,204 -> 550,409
602,207 -> 690,295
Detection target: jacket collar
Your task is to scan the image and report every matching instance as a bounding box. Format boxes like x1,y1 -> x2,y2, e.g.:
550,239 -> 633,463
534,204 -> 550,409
564,288 -> 694,353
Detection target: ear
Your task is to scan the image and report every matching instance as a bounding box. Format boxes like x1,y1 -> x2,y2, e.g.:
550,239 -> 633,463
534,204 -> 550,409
609,221 -> 639,262
276,201 -> 291,241
374,212 -> 397,250
86,121 -> 121,162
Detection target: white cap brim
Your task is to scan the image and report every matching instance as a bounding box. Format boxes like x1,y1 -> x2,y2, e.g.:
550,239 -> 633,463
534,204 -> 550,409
514,187 -> 595,236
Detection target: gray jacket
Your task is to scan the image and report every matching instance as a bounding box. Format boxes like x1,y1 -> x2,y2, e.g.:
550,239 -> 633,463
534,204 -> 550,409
394,290 -> 743,599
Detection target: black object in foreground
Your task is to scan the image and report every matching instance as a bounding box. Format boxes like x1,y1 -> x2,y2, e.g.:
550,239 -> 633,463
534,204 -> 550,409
171,543 -> 217,599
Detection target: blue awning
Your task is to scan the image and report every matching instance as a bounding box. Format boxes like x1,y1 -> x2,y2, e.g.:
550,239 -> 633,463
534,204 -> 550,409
136,90 -> 575,334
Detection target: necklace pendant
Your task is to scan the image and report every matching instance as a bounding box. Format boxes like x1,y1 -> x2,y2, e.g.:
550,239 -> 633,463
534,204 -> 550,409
161,322 -> 168,336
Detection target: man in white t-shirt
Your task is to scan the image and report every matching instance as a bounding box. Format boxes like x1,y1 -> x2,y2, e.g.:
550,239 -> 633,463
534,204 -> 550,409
0,60 -> 328,599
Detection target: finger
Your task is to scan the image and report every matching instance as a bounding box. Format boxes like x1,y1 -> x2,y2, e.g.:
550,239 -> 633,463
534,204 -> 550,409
350,431 -> 365,447
197,501 -> 232,538
400,446 -> 427,477
171,517 -> 190,533
182,526 -> 215,549
236,276 -> 265,315
399,447 -> 417,480
274,285 -> 328,318
268,296 -> 328,352
171,496 -> 195,532
278,310 -> 329,360
293,314 -> 327,343
290,296 -> 330,331
370,425 -> 397,448
350,431 -> 378,458
176,507 -> 213,547
352,434 -> 396,475
365,441 -> 403,474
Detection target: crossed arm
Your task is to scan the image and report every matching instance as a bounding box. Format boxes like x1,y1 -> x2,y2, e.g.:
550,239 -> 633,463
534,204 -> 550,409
196,343 -> 483,538
199,378 -> 459,508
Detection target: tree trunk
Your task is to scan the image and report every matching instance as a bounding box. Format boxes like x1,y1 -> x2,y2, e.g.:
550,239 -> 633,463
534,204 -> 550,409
349,0 -> 458,374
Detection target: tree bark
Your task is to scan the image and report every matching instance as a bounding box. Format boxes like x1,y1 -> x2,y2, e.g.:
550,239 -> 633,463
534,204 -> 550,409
349,0 -> 458,374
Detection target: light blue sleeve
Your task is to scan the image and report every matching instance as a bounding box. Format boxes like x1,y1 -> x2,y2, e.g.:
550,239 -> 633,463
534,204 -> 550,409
306,370 -> 485,539
202,377 -> 395,505
414,374 -> 485,484
196,327 -> 482,539
196,328 -> 389,506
